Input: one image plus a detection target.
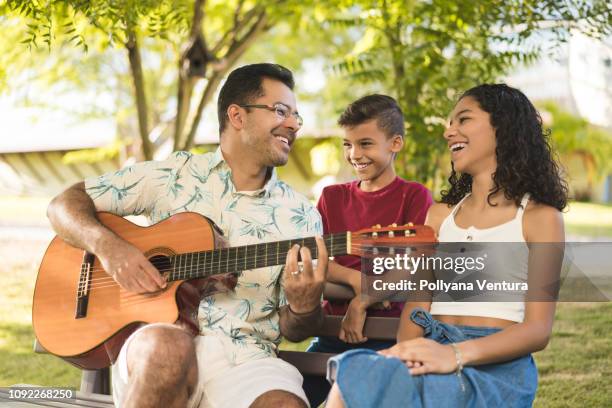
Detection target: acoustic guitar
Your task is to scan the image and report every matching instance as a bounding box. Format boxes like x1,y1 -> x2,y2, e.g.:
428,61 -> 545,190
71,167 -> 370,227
32,212 -> 435,369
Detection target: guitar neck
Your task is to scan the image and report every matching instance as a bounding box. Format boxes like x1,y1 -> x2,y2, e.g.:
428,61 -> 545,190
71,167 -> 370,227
165,232 -> 349,282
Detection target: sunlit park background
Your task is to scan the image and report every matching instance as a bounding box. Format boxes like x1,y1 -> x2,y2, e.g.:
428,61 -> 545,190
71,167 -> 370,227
1,1 -> 612,406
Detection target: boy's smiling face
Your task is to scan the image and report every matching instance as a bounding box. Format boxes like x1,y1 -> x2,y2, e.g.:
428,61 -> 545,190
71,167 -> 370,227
342,119 -> 403,191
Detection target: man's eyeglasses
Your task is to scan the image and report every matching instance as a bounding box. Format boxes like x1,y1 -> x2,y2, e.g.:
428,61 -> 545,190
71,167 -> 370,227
239,103 -> 303,127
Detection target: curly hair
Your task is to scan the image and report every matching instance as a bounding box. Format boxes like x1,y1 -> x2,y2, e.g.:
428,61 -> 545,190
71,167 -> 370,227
440,84 -> 568,211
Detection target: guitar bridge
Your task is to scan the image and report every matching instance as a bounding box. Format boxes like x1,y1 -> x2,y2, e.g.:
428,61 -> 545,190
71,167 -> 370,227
75,251 -> 95,319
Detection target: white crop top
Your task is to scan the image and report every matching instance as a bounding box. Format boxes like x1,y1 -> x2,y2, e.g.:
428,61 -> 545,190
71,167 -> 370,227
429,193 -> 530,322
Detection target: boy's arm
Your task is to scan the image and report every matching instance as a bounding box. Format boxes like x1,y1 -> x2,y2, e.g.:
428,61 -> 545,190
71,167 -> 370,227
329,260 -> 409,343
326,261 -> 371,343
327,260 -> 361,295
328,260 -> 407,304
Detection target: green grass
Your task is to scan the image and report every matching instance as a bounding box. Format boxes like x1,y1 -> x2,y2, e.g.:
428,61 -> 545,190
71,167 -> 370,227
533,303 -> 612,407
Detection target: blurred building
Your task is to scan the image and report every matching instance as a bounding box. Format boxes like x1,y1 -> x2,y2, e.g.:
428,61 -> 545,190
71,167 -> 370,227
0,101 -> 120,196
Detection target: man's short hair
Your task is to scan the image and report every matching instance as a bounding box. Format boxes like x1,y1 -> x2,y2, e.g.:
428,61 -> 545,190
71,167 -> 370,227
217,63 -> 295,133
338,94 -> 405,138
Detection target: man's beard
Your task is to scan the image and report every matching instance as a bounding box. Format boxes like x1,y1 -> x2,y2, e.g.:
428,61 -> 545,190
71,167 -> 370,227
263,143 -> 289,167
249,125 -> 292,167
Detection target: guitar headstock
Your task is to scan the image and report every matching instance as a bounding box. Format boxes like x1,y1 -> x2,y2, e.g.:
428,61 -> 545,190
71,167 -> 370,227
348,223 -> 437,256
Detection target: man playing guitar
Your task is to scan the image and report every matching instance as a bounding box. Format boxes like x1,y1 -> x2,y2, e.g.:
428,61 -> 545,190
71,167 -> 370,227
46,63 -> 327,408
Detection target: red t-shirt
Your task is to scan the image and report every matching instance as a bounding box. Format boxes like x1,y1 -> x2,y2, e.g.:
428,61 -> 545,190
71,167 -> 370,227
317,176 -> 433,317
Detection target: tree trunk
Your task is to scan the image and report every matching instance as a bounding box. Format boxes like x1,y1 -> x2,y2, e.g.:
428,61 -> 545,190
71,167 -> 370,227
126,30 -> 152,161
173,0 -> 206,152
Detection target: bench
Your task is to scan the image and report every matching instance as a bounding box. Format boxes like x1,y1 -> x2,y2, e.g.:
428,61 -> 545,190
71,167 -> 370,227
18,283 -> 399,407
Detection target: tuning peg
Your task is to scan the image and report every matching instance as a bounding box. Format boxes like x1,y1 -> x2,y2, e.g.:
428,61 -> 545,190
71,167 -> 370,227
372,231 -> 378,237
408,222 -> 414,226
374,224 -> 381,229
391,223 -> 397,227
388,230 -> 394,237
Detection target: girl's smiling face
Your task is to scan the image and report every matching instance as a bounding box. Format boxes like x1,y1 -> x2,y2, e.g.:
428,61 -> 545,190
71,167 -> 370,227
444,96 -> 497,175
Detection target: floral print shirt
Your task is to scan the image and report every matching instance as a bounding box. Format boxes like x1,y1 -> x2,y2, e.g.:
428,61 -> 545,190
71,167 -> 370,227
84,148 -> 322,364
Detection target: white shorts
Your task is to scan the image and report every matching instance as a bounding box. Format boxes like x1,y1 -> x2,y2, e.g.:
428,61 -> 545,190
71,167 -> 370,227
111,324 -> 309,408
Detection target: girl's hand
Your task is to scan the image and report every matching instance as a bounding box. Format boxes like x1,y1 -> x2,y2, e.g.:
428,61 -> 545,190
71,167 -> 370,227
379,338 -> 458,375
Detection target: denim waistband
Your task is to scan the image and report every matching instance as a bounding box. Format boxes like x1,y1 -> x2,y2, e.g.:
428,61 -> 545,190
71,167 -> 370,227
410,308 -> 502,343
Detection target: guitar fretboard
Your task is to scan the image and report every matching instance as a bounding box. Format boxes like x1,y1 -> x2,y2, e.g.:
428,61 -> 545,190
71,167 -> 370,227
166,233 -> 348,281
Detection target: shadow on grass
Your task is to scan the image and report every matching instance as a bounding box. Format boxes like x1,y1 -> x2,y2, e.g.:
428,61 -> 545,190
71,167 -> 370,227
0,322 -> 80,388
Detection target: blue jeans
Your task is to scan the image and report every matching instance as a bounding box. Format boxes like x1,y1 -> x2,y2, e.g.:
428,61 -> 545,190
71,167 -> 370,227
328,308 -> 538,408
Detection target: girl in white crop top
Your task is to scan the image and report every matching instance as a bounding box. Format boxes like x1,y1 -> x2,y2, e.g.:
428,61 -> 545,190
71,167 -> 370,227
326,84 -> 567,408
428,192 -> 531,322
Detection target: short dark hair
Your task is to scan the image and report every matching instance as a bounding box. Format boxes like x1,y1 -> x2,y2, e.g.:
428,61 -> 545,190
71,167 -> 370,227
337,94 -> 405,138
217,63 -> 295,133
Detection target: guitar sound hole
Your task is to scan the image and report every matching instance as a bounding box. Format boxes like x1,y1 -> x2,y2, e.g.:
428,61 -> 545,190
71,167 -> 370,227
149,255 -> 172,275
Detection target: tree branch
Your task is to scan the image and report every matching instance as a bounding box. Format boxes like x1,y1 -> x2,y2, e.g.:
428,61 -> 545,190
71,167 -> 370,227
182,10 -> 270,151
210,4 -> 262,56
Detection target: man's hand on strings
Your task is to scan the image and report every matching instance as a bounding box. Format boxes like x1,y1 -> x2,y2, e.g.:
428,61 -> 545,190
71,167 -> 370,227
282,236 -> 329,314
97,235 -> 166,294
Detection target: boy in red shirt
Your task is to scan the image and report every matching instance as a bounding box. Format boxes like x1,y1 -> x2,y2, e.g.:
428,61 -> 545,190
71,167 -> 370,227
304,94 -> 433,405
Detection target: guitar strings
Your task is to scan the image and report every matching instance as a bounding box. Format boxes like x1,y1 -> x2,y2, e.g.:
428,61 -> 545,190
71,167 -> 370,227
74,243 -> 408,287
73,237 -> 347,280
73,242 -> 428,290
74,239 -> 425,280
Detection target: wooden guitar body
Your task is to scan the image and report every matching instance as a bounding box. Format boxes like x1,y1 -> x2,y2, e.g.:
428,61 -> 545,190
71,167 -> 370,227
32,212 -> 222,369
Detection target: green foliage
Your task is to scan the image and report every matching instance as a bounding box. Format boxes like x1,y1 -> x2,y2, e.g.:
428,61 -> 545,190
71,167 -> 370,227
542,101 -> 612,181
5,0 -> 192,50
2,0 -> 611,172
1,0 -> 353,161
322,0 -> 612,187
